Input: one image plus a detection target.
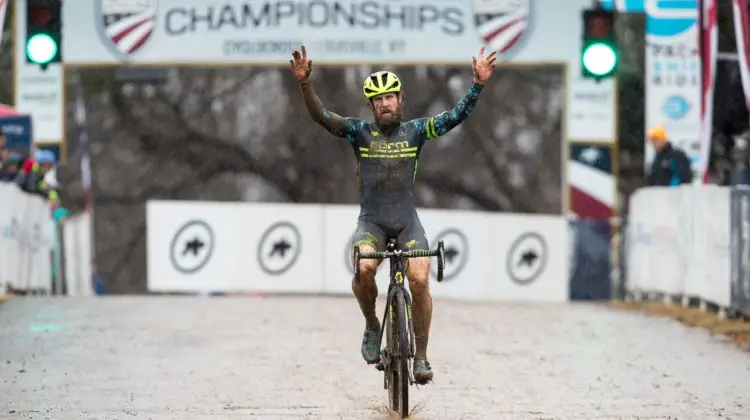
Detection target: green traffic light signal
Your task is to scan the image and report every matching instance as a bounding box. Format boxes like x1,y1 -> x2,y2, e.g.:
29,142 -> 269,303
26,33 -> 58,65
582,42 -> 617,78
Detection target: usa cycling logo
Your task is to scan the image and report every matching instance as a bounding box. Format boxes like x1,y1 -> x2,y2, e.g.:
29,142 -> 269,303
96,0 -> 158,59
662,95 -> 691,120
472,0 -> 532,56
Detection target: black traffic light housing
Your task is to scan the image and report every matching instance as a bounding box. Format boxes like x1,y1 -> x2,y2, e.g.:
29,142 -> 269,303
581,6 -> 618,81
25,0 -> 63,69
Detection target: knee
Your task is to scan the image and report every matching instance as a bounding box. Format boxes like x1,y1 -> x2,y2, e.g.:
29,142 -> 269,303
407,260 -> 430,295
358,260 -> 378,279
352,258 -> 378,292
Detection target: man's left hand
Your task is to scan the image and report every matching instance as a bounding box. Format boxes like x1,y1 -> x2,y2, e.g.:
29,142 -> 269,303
472,46 -> 497,84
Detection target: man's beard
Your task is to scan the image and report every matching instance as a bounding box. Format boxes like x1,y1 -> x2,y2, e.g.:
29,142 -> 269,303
374,109 -> 403,127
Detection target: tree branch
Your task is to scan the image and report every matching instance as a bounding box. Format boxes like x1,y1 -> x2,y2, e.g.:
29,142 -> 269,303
418,172 -> 503,211
109,87 -> 302,202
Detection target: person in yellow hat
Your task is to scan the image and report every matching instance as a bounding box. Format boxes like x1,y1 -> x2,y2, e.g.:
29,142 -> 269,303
646,124 -> 694,186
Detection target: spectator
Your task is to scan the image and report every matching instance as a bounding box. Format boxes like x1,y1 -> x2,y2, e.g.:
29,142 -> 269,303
12,149 -> 57,197
34,149 -> 58,197
0,151 -> 24,183
14,155 -> 41,194
646,124 -> 694,186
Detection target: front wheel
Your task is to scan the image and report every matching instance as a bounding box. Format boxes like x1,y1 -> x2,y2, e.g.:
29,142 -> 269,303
387,290 -> 410,418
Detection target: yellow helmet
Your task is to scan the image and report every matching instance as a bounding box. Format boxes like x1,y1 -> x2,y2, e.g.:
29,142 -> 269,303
362,71 -> 401,100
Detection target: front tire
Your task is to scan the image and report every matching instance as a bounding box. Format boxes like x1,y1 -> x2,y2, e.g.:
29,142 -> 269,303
387,291 -> 410,418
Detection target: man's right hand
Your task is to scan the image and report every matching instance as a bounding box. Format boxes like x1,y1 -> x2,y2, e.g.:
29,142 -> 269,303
290,45 -> 312,83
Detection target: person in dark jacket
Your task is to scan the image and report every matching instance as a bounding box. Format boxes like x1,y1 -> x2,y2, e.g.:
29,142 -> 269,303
646,124 -> 694,186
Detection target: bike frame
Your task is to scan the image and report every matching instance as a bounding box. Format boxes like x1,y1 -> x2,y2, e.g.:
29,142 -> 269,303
353,239 -> 444,418
353,238 -> 445,374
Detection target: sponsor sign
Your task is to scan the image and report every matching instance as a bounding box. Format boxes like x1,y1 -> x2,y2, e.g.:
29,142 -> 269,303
60,0 -> 606,66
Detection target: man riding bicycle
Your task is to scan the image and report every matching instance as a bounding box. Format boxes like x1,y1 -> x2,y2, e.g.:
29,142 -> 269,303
289,45 -> 497,385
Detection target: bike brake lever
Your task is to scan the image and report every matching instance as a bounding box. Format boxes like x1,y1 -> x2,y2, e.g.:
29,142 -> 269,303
353,245 -> 361,283
436,241 -> 445,282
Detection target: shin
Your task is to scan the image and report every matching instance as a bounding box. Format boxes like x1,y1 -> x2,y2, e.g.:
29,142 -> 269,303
406,257 -> 432,360
351,244 -> 381,330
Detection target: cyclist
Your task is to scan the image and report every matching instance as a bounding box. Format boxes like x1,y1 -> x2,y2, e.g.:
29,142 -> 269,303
289,45 -> 497,384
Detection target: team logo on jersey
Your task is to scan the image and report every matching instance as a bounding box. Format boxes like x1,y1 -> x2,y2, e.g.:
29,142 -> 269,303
96,0 -> 157,59
472,0 -> 532,55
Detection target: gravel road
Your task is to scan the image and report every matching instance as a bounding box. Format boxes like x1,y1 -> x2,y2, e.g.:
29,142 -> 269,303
1,296 -> 749,419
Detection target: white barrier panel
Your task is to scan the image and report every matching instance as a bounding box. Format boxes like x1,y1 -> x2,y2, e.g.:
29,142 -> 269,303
148,200 -> 245,293
0,183 -> 55,293
62,212 -> 94,297
418,208 -> 492,301
237,203 -> 325,293
148,200 -> 569,303
697,187 -> 731,307
487,214 -> 569,302
625,189 -> 646,294
626,185 -> 732,308
147,201 -> 326,293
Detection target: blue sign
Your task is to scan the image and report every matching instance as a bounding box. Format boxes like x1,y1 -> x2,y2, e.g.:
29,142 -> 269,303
662,95 -> 691,119
0,115 -> 33,155
599,0 -> 697,37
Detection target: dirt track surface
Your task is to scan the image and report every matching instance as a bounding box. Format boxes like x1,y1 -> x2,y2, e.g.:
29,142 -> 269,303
1,296 -> 750,420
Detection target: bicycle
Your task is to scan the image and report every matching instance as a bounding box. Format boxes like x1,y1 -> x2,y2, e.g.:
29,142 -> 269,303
353,238 -> 445,419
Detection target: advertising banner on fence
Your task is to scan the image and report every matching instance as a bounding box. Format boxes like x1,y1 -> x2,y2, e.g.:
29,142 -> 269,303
147,200 -> 569,302
645,1 -> 701,173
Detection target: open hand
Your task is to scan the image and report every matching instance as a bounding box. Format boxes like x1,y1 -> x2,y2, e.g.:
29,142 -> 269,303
290,45 -> 313,82
472,46 -> 497,84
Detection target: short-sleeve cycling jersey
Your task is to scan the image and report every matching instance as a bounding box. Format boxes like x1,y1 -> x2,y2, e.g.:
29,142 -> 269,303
321,82 -> 484,232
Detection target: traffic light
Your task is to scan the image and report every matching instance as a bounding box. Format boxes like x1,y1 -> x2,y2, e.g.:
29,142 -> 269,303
25,0 -> 62,69
581,7 -> 618,81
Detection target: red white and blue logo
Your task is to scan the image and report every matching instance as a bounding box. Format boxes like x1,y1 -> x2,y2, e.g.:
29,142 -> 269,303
97,0 -> 157,59
472,0 -> 532,55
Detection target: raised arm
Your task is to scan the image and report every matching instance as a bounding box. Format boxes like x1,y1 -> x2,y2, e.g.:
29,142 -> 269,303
290,45 -> 355,139
421,46 -> 497,141
423,82 -> 484,140
299,80 -> 355,138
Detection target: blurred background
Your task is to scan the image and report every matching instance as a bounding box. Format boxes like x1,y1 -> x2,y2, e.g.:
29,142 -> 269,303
0,0 -> 748,303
